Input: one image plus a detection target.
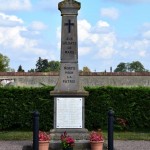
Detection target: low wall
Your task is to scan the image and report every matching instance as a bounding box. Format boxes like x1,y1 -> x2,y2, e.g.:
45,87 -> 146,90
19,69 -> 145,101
0,72 -> 150,87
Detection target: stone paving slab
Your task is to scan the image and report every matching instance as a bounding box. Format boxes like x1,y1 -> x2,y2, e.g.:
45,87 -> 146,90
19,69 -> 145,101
0,140 -> 150,150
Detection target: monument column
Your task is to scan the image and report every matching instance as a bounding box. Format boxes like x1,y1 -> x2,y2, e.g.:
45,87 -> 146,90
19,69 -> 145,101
50,0 -> 89,145
51,0 -> 84,93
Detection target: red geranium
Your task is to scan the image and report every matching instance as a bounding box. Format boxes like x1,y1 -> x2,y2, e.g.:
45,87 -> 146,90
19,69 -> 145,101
89,130 -> 104,142
60,131 -> 75,148
39,131 -> 50,141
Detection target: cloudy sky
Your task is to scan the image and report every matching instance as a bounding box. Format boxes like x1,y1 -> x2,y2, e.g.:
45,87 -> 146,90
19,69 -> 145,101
0,0 -> 150,72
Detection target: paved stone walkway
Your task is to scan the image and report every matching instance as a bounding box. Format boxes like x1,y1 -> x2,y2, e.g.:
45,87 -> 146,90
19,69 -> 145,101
0,140 -> 150,150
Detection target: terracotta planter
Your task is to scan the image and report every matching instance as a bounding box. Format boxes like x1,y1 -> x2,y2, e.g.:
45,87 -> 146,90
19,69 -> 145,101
39,141 -> 50,150
90,141 -> 104,150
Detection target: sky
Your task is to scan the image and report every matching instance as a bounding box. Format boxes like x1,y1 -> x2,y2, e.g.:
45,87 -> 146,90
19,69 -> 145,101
0,0 -> 150,72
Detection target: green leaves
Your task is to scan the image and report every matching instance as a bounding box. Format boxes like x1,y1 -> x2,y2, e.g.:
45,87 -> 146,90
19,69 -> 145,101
0,86 -> 149,131
0,86 -> 54,131
85,86 -> 150,131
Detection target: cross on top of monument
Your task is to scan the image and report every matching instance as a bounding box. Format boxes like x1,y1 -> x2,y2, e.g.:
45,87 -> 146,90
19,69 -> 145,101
65,19 -> 74,33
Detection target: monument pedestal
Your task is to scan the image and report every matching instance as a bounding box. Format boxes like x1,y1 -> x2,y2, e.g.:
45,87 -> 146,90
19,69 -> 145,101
50,95 -> 89,138
50,95 -> 90,150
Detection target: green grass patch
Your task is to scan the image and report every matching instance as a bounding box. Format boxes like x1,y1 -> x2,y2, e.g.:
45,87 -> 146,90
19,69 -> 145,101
113,132 -> 150,141
0,131 -> 149,141
0,131 -> 32,140
102,131 -> 150,141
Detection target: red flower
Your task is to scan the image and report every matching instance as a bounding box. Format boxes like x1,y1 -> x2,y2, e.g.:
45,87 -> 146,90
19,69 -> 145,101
39,131 -> 50,141
60,131 -> 75,148
89,131 -> 104,142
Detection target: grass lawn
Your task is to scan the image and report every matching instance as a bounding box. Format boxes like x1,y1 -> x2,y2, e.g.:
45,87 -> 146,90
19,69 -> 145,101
113,131 -> 150,140
0,131 -> 33,140
0,131 -> 149,141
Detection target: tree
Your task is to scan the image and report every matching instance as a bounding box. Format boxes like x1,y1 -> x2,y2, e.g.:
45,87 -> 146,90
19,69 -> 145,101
35,57 -> 49,72
114,62 -> 127,72
0,53 -> 10,72
35,57 -> 60,72
28,69 -> 35,72
82,66 -> 91,73
129,61 -> 145,72
17,65 -> 24,72
48,61 -> 60,72
114,61 -> 147,72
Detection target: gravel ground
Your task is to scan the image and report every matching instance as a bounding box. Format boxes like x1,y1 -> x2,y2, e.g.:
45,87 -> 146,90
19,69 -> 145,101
0,140 -> 32,150
114,140 -> 150,150
0,140 -> 150,150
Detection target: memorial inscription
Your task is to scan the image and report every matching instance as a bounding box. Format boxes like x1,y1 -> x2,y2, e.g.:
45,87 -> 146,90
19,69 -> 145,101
56,97 -> 82,128
59,63 -> 78,91
61,15 -> 78,62
63,37 -> 76,56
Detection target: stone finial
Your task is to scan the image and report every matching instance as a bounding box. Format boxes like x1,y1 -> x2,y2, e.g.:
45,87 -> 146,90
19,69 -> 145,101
59,0 -> 80,10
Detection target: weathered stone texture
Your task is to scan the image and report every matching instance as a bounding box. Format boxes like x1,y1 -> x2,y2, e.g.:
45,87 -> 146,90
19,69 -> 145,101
1,72 -> 150,87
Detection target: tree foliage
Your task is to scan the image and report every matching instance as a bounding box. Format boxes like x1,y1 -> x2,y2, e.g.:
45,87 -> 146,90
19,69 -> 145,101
17,65 -> 24,72
114,61 -> 147,72
35,57 -> 60,72
114,62 -> 127,72
35,57 -> 48,72
129,61 -> 145,72
48,61 -> 60,72
82,66 -> 91,73
0,53 -> 10,72
28,69 -> 35,72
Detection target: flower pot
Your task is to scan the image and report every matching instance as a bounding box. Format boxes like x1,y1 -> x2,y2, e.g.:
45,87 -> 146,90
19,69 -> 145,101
63,148 -> 73,150
90,141 -> 104,150
39,141 -> 49,150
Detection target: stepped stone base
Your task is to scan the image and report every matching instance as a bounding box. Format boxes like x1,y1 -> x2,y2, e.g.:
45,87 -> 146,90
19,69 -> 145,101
50,128 -> 89,140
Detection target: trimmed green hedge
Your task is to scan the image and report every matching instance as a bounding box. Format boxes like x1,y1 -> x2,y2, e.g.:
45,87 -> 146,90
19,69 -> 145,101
85,86 -> 150,131
0,86 -> 54,131
0,86 -> 150,131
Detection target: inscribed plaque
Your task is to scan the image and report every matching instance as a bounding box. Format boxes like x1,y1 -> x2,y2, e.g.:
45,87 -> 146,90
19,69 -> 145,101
56,97 -> 82,128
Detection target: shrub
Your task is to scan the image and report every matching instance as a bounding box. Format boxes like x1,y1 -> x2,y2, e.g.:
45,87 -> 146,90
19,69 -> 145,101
0,86 -> 149,131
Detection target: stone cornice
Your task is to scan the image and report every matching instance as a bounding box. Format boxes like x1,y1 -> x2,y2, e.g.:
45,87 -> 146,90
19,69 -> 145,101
58,0 -> 80,11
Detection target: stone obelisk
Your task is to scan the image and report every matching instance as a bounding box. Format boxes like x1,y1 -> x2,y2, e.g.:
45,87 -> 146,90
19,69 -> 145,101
50,2 -> 89,148
51,0 -> 88,95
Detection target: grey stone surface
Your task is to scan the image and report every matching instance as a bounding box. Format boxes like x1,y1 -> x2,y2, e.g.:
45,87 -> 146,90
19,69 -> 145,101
50,1 -> 89,149
51,0 -> 83,95
1,75 -> 150,87
55,63 -> 79,92
61,19 -> 78,62
0,140 -> 150,150
50,131 -> 89,140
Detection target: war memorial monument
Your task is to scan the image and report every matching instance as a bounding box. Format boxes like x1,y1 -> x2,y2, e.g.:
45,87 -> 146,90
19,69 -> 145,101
50,0 -> 90,149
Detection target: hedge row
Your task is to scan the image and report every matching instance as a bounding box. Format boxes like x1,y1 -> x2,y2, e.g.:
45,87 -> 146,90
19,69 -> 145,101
0,86 -> 54,131
85,86 -> 150,131
0,86 -> 150,131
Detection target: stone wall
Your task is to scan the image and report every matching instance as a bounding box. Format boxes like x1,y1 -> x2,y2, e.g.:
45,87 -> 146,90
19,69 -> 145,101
0,72 -> 150,87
